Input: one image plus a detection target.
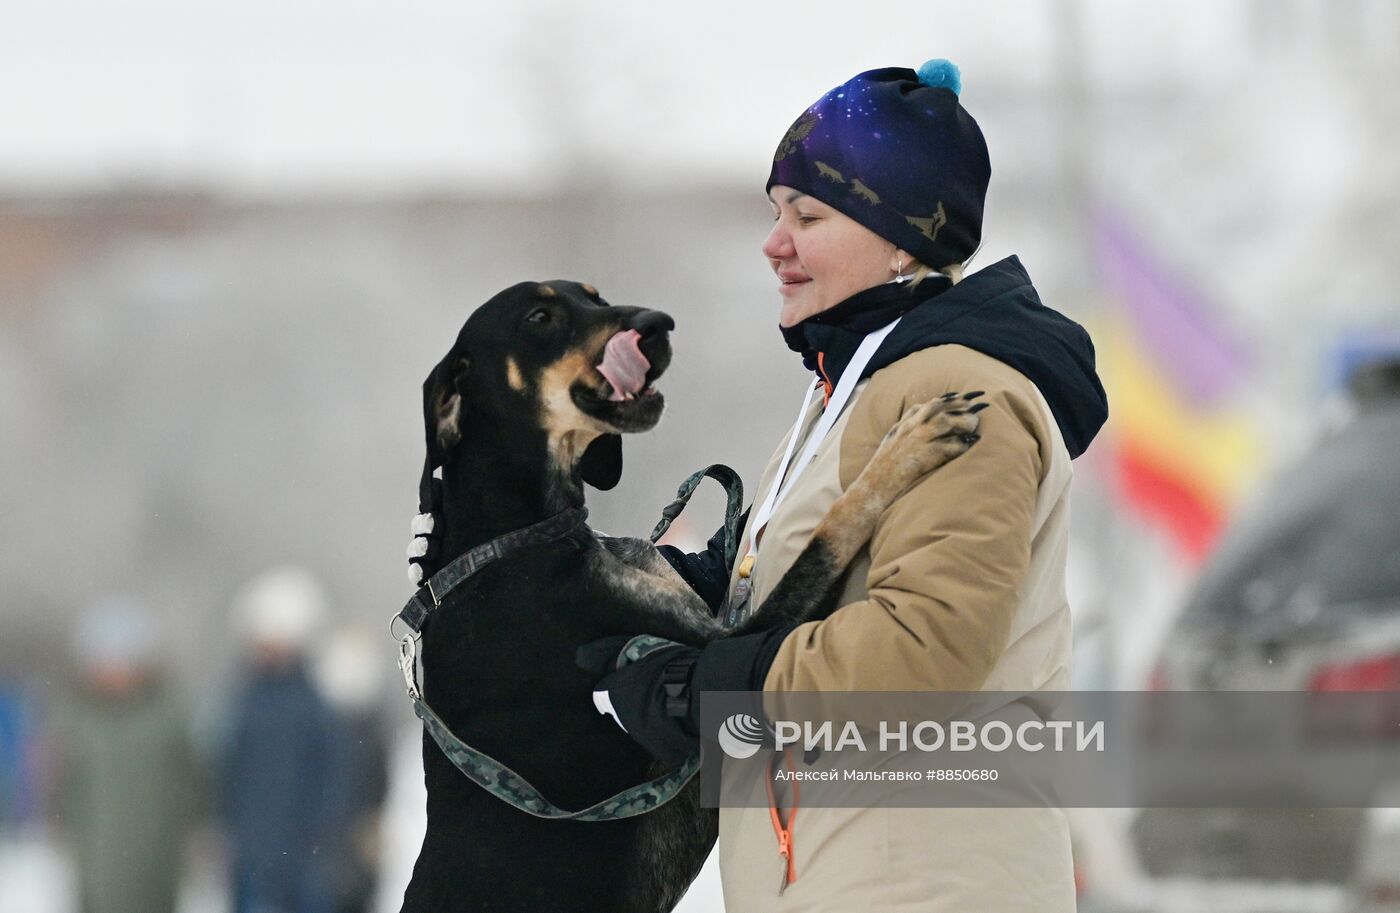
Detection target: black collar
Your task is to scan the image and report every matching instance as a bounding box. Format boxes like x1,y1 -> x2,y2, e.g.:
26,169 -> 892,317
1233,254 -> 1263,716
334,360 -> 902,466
396,507 -> 589,634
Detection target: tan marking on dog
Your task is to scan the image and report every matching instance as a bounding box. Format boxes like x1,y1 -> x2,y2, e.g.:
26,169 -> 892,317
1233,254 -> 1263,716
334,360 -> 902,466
536,284 -> 557,299
506,357 -> 525,392
581,283 -> 599,298
534,335 -> 616,474
549,428 -> 602,477
435,390 -> 462,451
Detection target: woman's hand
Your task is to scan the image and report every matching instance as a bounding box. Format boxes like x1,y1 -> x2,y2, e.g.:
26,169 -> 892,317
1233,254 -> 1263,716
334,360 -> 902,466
576,625 -> 798,764
575,636 -> 702,766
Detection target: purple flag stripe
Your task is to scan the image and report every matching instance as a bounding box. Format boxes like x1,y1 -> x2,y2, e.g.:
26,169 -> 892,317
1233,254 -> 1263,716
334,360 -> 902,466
1092,207 -> 1249,406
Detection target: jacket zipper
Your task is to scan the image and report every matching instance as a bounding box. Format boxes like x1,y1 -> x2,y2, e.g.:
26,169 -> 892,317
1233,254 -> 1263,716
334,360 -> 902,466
766,750 -> 800,895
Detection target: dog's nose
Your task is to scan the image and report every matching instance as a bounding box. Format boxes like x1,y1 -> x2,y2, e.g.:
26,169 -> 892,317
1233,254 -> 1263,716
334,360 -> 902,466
632,310 -> 675,339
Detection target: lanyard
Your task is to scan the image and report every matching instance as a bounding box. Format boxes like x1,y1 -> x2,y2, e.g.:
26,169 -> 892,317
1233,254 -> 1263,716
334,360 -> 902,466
744,317 -> 902,562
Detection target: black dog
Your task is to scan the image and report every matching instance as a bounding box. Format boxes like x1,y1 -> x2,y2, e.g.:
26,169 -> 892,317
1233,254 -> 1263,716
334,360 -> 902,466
399,281 -> 981,913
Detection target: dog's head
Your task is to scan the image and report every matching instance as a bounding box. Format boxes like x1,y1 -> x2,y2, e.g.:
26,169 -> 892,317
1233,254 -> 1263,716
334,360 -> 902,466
420,280 -> 674,504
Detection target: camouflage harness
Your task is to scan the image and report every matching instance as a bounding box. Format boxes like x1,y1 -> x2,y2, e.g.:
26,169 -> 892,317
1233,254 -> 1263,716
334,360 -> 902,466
394,465 -> 743,822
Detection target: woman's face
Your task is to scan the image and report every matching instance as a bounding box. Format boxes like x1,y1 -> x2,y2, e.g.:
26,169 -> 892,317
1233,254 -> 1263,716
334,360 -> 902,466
764,185 -> 899,327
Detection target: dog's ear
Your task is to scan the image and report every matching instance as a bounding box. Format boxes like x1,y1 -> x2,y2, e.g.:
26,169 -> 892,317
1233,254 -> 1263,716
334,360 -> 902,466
419,355 -> 470,511
426,356 -> 470,452
577,433 -> 622,491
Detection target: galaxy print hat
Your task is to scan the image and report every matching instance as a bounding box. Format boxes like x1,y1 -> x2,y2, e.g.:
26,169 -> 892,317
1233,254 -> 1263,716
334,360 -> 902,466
767,59 -> 991,271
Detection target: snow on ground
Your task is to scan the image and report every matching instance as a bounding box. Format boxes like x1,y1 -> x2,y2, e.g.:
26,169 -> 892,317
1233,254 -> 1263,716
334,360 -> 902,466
674,849 -> 725,913
0,831 -> 73,913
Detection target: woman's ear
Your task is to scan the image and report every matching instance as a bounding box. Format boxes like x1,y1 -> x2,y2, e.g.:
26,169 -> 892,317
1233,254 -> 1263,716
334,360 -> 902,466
577,433 -> 623,490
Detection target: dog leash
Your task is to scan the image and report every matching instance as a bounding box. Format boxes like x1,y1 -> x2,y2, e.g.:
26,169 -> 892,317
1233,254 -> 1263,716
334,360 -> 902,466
393,466 -> 743,821
410,634 -> 700,821
394,512 -> 700,821
648,463 -> 745,569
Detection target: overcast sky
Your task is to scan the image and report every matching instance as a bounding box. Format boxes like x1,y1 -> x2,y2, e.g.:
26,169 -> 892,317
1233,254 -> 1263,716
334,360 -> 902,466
0,0 -> 1316,194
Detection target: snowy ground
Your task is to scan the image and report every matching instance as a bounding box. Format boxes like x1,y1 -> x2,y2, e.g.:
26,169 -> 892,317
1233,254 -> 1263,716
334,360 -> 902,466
0,830 -> 230,913
674,851 -> 725,913
0,833 -> 73,913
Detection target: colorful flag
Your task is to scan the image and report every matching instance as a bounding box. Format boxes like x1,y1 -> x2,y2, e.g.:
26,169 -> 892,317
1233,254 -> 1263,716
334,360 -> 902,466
1092,209 -> 1261,562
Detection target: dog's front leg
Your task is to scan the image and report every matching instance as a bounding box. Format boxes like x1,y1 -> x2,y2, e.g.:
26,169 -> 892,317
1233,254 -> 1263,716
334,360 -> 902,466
735,393 -> 984,634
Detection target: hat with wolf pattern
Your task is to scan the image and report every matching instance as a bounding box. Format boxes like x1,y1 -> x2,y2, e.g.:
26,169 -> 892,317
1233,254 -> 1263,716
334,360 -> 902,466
767,59 -> 990,271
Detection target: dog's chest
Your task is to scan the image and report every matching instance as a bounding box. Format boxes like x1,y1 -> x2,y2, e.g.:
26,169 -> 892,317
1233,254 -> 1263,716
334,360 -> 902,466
587,537 -> 717,637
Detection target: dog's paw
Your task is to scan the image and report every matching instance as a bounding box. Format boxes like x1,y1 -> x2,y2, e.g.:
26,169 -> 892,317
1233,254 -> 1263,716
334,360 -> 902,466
872,391 -> 986,489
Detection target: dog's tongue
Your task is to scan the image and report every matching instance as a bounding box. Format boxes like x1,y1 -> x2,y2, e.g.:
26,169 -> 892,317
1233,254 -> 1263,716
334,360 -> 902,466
597,330 -> 650,401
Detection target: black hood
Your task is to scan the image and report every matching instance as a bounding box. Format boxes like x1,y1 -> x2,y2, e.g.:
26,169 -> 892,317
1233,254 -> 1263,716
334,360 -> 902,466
782,256 -> 1108,459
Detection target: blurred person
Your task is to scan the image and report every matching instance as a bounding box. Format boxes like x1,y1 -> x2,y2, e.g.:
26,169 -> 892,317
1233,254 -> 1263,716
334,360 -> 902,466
223,565 -> 348,913
0,683 -> 36,829
572,60 -> 1108,911
51,595 -> 202,913
313,625 -> 389,913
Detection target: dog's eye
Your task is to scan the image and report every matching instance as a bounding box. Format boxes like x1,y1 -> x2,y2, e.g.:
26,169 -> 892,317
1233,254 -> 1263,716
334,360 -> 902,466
526,308 -> 551,324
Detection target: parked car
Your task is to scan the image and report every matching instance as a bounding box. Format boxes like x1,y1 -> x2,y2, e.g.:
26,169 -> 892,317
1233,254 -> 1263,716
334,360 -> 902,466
1133,359 -> 1400,913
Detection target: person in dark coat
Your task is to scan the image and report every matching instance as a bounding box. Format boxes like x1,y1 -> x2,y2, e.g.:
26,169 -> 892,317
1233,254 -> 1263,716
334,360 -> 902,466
223,566 -> 349,913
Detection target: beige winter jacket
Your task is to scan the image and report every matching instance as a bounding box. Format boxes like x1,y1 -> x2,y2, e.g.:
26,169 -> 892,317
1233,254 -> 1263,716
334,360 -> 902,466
718,343 -> 1078,912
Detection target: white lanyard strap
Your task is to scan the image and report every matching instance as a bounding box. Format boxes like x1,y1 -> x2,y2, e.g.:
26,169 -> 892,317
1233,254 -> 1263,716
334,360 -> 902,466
745,317 -> 902,559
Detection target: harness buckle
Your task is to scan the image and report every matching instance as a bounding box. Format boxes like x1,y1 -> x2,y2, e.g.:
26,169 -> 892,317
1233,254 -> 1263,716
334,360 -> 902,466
398,633 -> 422,701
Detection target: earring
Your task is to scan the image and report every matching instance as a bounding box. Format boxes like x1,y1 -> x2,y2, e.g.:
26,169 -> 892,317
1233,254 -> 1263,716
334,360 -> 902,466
893,256 -> 908,284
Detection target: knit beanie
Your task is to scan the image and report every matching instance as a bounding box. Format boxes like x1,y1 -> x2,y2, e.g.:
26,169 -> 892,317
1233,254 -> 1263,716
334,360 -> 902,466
766,59 -> 991,271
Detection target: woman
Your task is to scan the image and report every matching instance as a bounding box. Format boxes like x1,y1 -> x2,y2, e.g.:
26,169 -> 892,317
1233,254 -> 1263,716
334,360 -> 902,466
412,59 -> 1107,910
578,60 -> 1108,911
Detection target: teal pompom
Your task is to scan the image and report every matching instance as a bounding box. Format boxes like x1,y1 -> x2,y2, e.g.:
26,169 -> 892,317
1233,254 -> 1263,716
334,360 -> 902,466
917,59 -> 961,96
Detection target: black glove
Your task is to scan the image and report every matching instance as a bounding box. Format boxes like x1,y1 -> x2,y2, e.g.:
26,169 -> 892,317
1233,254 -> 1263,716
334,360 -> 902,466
576,625 -> 797,765
576,636 -> 700,765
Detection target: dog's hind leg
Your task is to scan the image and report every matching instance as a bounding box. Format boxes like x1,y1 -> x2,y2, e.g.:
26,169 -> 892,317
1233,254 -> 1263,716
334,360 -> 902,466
734,393 -> 984,634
